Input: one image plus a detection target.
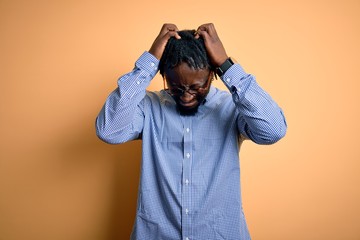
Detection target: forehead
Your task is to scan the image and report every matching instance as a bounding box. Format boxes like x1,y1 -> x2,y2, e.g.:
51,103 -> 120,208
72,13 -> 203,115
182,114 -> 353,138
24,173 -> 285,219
165,62 -> 210,85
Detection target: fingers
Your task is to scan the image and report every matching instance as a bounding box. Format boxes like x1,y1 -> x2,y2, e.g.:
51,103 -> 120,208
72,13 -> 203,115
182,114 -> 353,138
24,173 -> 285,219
195,23 -> 216,39
160,23 -> 178,32
149,23 -> 181,60
194,23 -> 228,66
160,23 -> 181,39
197,23 -> 216,33
167,30 -> 181,40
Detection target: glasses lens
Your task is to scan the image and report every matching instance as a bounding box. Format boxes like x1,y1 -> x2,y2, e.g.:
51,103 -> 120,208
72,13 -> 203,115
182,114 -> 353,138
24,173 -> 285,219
165,73 -> 212,96
171,88 -> 184,95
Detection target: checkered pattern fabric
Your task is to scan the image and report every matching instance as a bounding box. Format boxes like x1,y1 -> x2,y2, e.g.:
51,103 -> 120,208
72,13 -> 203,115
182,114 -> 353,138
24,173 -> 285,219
96,51 -> 287,240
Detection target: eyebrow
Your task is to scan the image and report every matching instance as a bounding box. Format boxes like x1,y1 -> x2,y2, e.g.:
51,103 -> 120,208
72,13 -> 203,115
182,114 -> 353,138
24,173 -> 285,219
165,73 -> 210,88
170,82 -> 205,88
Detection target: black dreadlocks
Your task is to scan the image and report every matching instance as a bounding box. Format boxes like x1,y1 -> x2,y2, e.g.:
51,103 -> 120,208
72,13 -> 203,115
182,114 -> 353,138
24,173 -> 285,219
159,30 -> 215,77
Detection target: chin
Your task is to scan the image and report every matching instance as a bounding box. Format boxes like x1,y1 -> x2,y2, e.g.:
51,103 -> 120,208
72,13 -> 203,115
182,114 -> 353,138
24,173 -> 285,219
177,104 -> 199,116
173,95 -> 206,116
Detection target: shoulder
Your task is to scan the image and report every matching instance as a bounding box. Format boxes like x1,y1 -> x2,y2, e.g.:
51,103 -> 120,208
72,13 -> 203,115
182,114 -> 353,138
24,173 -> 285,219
206,86 -> 233,103
145,90 -> 172,102
144,90 -> 176,110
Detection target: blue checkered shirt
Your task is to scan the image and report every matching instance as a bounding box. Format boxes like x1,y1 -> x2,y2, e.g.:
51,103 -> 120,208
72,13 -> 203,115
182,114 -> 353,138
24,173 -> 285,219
96,51 -> 287,240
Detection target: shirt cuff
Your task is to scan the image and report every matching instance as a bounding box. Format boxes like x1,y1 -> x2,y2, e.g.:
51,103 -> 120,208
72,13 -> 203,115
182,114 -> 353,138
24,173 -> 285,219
135,51 -> 159,77
221,63 -> 252,103
221,64 -> 248,89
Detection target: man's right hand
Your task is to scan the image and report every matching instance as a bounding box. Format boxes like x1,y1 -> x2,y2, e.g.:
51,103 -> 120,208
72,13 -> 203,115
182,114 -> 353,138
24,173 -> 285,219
149,23 -> 181,60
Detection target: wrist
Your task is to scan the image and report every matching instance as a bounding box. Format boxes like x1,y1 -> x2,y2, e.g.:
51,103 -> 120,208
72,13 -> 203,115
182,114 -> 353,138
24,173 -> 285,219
215,56 -> 229,67
216,57 -> 236,77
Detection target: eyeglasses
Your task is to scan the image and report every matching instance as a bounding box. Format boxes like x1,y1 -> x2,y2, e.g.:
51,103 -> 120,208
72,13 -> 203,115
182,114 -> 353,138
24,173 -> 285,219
163,73 -> 213,96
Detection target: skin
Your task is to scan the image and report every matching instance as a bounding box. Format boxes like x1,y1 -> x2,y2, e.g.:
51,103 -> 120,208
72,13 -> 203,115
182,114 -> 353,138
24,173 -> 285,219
165,63 -> 212,115
194,23 -> 228,67
149,23 -> 228,114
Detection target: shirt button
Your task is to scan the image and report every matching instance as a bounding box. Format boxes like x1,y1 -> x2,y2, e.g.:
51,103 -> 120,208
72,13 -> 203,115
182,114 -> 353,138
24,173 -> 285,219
136,81 -> 140,84
185,208 -> 189,214
186,153 -> 190,158
150,62 -> 155,67
185,238 -> 189,240
186,128 -> 190,133
185,179 -> 189,185
226,77 -> 231,82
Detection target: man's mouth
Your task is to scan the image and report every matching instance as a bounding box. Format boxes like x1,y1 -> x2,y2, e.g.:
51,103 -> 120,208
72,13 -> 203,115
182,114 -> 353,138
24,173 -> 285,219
179,100 -> 197,108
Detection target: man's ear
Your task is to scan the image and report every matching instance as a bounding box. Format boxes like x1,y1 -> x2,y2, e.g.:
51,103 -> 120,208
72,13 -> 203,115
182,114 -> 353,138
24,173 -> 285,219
211,70 -> 217,80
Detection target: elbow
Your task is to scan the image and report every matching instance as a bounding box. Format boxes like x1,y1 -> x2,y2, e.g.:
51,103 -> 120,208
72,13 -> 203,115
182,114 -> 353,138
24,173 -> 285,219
264,110 -> 287,144
95,118 -> 138,144
96,127 -> 118,145
249,119 -> 287,145
95,118 -> 120,145
96,128 -> 131,145
266,125 -> 287,144
263,120 -> 287,145
96,132 -> 112,145
253,129 -> 286,145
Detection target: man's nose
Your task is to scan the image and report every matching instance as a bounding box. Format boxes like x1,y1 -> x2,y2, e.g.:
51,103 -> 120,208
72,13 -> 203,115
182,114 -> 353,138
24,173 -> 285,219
180,91 -> 194,101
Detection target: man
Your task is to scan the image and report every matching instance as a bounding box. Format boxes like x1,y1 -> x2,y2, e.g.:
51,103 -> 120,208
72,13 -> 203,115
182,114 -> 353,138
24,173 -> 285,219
96,23 -> 287,240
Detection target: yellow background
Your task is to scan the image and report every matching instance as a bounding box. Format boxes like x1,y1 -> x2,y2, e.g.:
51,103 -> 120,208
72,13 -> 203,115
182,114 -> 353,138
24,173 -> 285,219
1,0 -> 359,239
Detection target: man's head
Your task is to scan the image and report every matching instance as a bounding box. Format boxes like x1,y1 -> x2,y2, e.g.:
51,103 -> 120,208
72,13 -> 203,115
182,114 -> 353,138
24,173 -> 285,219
159,30 -> 215,115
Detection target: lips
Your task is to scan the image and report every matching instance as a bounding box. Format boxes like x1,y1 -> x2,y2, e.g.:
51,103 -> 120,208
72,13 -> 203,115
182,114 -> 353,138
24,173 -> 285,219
179,99 -> 197,108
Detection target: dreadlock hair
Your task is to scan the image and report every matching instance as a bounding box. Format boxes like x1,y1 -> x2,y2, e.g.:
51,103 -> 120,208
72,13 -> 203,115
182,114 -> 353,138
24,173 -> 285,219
159,30 -> 215,77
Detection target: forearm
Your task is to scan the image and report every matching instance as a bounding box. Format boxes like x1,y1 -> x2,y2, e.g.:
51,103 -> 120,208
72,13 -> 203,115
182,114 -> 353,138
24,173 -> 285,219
96,51 -> 159,144
221,64 -> 287,144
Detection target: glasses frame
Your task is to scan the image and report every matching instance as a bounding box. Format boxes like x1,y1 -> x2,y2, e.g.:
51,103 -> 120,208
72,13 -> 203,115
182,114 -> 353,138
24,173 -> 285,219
163,72 -> 213,96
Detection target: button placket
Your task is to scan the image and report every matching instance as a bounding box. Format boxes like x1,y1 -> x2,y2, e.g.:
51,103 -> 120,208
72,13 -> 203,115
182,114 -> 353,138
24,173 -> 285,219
181,119 -> 192,239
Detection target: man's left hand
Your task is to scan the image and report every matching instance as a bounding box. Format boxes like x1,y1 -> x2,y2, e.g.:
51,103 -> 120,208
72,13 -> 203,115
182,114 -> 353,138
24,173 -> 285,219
195,23 -> 228,67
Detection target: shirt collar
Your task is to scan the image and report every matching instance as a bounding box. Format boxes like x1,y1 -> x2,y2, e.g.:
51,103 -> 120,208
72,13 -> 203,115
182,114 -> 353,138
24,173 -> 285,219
204,86 -> 216,104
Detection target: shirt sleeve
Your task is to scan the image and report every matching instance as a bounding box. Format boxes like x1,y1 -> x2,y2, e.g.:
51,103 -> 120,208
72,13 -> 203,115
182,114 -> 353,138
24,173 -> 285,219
221,64 -> 287,144
95,51 -> 159,144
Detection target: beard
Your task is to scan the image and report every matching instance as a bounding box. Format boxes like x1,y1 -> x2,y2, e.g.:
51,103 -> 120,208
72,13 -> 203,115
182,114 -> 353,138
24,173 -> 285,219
173,94 -> 207,116
176,103 -> 200,116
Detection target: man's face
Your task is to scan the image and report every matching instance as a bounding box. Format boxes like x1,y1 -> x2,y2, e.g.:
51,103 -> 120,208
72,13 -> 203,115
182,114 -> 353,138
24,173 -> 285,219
164,62 -> 212,115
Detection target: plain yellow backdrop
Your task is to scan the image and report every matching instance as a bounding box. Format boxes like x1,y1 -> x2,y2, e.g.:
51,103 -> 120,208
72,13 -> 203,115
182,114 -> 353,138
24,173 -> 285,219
1,0 -> 359,239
